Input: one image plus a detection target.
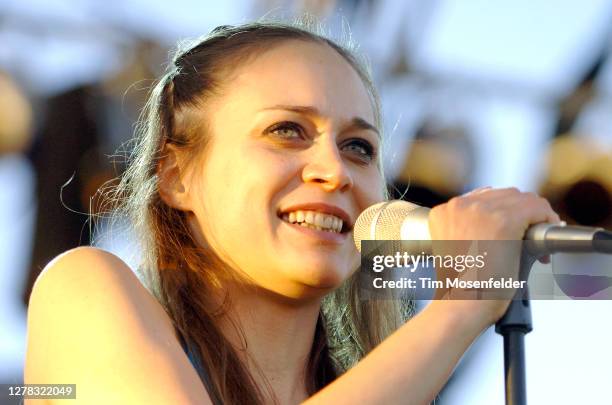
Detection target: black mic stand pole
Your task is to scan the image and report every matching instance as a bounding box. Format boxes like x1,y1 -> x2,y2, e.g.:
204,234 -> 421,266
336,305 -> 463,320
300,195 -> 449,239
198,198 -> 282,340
494,250 -> 537,405
493,230 -> 612,404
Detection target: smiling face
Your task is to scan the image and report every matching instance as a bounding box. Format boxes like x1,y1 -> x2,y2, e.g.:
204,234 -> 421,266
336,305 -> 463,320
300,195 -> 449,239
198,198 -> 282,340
182,40 -> 384,300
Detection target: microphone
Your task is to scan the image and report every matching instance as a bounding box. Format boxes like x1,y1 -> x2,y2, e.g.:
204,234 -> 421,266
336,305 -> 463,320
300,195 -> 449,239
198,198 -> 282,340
354,200 -> 612,255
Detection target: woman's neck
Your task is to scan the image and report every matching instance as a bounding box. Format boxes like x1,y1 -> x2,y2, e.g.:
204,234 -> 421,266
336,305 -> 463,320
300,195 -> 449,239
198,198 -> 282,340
218,285 -> 322,404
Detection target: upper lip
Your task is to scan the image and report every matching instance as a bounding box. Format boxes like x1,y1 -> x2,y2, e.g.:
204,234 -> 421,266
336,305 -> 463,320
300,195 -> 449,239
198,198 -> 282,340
278,203 -> 354,230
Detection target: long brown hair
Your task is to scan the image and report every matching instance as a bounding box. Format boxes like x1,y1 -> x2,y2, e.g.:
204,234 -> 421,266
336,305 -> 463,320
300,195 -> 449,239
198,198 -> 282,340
107,20 -> 414,405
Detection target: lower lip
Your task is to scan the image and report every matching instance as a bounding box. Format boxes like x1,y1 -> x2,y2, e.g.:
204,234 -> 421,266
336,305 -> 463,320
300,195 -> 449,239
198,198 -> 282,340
280,219 -> 349,244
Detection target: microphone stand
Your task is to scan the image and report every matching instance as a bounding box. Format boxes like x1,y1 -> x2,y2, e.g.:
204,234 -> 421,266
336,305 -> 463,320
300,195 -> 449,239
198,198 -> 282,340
493,231 -> 612,404
494,249 -> 537,405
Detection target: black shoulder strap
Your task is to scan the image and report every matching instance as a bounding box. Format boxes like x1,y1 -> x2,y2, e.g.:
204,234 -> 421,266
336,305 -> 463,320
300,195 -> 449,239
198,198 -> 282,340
177,332 -> 224,405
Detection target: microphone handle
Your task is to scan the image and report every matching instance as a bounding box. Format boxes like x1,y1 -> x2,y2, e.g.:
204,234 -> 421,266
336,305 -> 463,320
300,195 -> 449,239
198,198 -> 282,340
525,223 -> 612,254
396,210 -> 612,255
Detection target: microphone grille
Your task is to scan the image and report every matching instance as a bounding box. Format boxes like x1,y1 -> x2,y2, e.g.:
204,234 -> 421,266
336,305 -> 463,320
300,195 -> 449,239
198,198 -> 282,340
353,200 -> 422,251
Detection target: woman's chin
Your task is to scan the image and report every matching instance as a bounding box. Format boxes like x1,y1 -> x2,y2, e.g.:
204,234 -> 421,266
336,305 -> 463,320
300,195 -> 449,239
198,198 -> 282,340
253,254 -> 360,299
290,263 -> 353,291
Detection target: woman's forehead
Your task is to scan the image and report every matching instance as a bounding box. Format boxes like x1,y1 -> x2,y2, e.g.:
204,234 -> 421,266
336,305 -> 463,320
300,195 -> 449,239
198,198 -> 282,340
218,40 -> 375,124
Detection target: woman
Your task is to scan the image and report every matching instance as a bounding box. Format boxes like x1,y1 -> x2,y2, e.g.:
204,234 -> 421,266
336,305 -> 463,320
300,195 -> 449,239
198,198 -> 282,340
25,22 -> 560,404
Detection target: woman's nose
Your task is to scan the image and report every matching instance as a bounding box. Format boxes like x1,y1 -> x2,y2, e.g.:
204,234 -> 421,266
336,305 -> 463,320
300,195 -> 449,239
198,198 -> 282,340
301,142 -> 354,192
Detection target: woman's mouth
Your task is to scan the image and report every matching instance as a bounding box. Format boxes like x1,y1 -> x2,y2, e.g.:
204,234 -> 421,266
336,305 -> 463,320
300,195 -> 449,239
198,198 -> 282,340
280,210 -> 347,234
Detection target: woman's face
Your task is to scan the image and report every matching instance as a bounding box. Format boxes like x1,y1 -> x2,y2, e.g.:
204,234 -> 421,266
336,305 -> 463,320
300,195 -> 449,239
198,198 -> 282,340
185,40 -> 384,300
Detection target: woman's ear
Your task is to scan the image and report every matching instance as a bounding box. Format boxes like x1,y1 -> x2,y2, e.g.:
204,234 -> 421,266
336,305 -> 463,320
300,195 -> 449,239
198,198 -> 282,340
157,144 -> 193,211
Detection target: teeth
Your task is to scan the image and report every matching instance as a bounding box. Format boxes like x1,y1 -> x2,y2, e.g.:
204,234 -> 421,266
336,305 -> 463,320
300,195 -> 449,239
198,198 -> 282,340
324,215 -> 333,229
305,211 -> 314,224
314,213 -> 326,228
282,209 -> 344,233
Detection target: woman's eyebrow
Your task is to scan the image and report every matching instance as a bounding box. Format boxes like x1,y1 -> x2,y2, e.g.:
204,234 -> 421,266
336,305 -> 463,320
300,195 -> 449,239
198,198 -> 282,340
260,104 -> 380,137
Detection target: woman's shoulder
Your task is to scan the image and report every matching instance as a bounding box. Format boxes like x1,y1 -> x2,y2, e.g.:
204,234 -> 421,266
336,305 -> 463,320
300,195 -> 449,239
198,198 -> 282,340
37,246 -> 136,286
29,247 -> 177,339
30,246 -> 168,330
25,247 -> 211,404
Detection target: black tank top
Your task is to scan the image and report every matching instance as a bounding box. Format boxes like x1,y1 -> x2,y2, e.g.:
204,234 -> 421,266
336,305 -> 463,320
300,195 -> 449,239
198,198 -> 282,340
177,333 -> 223,405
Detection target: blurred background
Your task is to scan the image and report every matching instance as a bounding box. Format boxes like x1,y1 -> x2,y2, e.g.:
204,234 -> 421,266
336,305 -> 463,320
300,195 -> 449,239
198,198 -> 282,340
1,0 -> 612,403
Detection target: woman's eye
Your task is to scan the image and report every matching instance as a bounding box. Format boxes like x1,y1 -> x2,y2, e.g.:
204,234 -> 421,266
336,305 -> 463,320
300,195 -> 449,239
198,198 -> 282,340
265,122 -> 305,140
341,138 -> 376,162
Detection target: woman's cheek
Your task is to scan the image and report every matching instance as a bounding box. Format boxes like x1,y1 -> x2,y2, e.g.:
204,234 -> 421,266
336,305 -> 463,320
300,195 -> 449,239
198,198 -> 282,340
359,174 -> 386,206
